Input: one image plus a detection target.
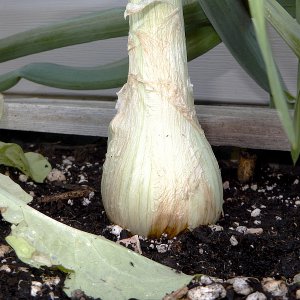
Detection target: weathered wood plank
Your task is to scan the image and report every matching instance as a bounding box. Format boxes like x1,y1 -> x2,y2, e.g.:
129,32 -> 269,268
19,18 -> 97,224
0,96 -> 290,151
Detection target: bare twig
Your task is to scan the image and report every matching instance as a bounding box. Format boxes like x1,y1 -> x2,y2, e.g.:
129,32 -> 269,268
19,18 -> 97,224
38,187 -> 94,203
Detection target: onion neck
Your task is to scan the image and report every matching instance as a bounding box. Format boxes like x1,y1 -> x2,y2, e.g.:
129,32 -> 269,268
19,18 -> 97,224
125,0 -> 196,120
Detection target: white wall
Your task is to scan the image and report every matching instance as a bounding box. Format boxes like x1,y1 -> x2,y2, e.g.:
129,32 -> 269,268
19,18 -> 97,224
0,1 -> 297,104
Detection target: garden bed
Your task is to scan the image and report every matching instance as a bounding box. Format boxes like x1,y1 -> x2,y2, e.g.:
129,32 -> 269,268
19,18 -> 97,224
0,131 -> 299,299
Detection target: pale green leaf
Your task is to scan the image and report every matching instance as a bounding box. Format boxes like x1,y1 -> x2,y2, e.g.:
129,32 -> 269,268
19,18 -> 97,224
277,0 -> 296,17
0,174 -> 32,224
249,0 -> 296,149
198,0 -> 271,93
0,25 -> 220,92
265,0 -> 300,58
0,174 -> 32,204
0,7 -> 127,63
0,142 -> 51,183
292,0 -> 300,163
0,174 -> 192,299
24,152 -> 52,184
261,0 -> 300,162
291,91 -> 300,162
0,2 -> 208,63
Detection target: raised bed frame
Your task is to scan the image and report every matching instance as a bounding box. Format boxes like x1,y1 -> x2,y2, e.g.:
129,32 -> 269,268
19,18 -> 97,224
0,95 -> 290,151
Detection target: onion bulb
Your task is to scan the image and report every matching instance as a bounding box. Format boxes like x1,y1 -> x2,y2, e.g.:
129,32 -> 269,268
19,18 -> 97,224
101,0 -> 223,238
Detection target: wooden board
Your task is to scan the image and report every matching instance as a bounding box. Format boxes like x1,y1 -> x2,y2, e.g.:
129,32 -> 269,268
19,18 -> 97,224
0,96 -> 290,151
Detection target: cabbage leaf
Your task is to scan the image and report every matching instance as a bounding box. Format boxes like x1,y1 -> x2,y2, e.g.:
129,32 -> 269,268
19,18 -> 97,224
0,174 -> 192,299
0,142 -> 51,183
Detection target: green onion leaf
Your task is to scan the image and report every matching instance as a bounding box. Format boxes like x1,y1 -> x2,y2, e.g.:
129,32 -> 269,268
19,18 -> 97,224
0,25 -> 220,92
198,0 -> 271,93
0,2 -> 209,63
291,0 -> 300,162
265,0 -> 300,58
0,8 -> 127,63
249,0 -> 297,159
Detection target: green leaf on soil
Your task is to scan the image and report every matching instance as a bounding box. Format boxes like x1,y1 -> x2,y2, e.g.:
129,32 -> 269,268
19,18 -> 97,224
0,142 -> 51,183
0,174 -> 192,300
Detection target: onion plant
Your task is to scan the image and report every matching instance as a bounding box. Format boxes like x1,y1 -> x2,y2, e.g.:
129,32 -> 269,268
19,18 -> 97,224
101,0 -> 223,238
0,1 -> 299,237
0,1 -> 298,163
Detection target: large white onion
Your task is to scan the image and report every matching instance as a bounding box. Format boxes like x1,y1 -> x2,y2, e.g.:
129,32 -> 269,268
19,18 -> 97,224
101,0 -> 223,238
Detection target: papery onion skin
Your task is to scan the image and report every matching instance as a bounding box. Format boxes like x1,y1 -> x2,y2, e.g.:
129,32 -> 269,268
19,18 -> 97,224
101,0 -> 223,238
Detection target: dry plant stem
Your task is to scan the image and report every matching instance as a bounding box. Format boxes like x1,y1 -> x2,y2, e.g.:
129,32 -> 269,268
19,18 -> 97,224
163,286 -> 189,300
101,0 -> 223,238
39,188 -> 94,203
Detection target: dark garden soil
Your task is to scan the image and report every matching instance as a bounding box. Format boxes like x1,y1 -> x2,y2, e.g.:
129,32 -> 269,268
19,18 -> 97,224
0,131 -> 299,299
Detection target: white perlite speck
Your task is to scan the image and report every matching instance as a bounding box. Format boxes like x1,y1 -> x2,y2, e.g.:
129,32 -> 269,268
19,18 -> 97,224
78,174 -> 88,183
18,174 -> 28,182
187,283 -> 226,300
251,208 -> 261,218
31,281 -> 42,297
0,265 -> 11,273
107,225 -> 123,238
242,184 -> 249,191
47,169 -> 66,182
223,181 -> 230,190
251,184 -> 258,191
230,235 -> 238,246
62,158 -> 73,165
209,225 -> 223,232
156,244 -> 169,253
246,228 -> 263,235
246,291 -> 267,300
236,226 -> 247,234
82,198 -> 91,206
235,226 -> 263,235
43,276 -> 60,287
